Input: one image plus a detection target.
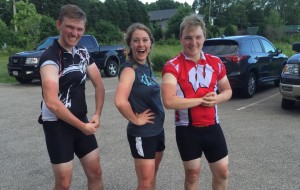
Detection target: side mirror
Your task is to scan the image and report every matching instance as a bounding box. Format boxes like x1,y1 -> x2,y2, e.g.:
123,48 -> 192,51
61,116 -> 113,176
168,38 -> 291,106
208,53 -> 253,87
276,49 -> 282,54
292,42 -> 300,53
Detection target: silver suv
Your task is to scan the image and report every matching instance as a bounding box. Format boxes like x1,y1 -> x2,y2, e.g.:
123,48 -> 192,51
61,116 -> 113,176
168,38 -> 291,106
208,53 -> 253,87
279,42 -> 300,109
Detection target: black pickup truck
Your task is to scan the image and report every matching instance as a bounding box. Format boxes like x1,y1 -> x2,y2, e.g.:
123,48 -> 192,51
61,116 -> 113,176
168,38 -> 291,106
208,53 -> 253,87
7,35 -> 126,83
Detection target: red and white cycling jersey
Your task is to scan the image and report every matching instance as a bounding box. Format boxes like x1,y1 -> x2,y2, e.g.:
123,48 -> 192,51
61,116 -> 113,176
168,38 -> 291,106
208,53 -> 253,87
162,51 -> 227,127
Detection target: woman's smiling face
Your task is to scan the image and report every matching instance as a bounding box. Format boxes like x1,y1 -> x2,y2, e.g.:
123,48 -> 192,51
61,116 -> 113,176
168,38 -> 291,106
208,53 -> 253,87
130,29 -> 152,64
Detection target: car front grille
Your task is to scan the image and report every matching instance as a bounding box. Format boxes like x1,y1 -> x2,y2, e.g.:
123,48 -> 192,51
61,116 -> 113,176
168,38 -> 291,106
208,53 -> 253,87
10,57 -> 26,65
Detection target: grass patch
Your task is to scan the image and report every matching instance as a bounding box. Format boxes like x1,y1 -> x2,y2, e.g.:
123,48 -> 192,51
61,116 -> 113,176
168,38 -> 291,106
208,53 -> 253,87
274,42 -> 294,57
0,55 -> 16,84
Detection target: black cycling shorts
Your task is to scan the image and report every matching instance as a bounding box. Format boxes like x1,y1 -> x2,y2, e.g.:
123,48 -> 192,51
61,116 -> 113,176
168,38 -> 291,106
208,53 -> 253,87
176,124 -> 228,163
43,118 -> 98,164
127,130 -> 165,159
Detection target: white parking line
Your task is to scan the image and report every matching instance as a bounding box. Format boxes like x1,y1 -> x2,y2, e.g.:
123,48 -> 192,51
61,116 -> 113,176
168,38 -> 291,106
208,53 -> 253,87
236,93 -> 280,111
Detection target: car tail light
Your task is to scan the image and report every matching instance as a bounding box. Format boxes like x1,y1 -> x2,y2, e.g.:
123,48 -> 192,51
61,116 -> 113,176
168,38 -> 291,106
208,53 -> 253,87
225,55 -> 246,63
123,48 -> 127,58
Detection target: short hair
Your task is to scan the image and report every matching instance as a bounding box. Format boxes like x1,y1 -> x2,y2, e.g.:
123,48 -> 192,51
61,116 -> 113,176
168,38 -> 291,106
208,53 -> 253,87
58,4 -> 87,24
124,23 -> 154,62
179,14 -> 206,38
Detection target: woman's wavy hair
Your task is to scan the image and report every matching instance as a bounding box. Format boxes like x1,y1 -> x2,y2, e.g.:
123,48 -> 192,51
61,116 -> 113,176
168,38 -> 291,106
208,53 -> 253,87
125,23 -> 154,67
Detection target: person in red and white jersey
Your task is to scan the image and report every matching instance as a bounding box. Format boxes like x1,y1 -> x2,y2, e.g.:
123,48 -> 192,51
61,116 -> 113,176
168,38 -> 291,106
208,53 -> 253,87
161,14 -> 232,190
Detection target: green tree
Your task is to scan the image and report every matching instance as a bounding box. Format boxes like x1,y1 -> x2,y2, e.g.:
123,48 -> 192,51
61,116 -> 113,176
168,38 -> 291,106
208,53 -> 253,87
89,19 -> 123,44
0,0 -> 13,26
153,24 -> 163,41
13,0 -> 42,48
146,0 -> 181,11
104,0 -> 130,31
165,5 -> 193,39
86,1 -> 107,31
0,19 -> 18,50
258,9 -> 285,41
39,15 -> 57,42
125,0 -> 150,27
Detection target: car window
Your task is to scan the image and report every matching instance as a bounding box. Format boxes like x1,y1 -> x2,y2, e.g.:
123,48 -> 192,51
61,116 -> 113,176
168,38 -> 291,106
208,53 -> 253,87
203,40 -> 239,55
261,39 -> 276,53
251,39 -> 263,53
36,37 -> 57,50
78,36 -> 95,49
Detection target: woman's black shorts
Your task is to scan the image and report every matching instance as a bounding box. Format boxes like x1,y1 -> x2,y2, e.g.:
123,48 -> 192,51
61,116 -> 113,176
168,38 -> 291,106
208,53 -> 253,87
43,118 -> 98,164
176,124 -> 228,163
127,130 -> 165,159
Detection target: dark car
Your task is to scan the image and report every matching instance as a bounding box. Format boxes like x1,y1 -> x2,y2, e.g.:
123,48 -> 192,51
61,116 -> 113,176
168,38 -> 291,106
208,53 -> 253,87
202,35 -> 288,98
7,35 -> 126,83
279,42 -> 300,109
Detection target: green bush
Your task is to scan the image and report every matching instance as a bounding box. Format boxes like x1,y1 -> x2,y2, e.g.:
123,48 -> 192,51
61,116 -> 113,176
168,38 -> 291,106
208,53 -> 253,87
151,43 -> 181,72
207,25 -> 221,38
153,24 -> 163,41
151,53 -> 171,72
156,38 -> 180,46
224,24 -> 238,36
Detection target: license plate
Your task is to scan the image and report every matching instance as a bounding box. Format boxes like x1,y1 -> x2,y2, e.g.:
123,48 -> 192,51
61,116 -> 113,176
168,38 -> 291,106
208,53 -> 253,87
13,71 -> 18,76
282,86 -> 292,92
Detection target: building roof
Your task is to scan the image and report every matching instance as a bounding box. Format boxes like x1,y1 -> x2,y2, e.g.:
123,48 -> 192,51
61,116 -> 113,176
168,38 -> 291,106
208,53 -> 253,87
148,9 -> 178,21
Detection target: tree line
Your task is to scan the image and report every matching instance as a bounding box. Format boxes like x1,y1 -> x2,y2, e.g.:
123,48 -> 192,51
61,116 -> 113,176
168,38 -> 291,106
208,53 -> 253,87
0,0 -> 299,53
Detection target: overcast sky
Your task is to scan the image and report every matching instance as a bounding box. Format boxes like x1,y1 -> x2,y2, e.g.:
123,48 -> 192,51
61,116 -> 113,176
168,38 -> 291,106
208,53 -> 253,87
140,0 -> 194,6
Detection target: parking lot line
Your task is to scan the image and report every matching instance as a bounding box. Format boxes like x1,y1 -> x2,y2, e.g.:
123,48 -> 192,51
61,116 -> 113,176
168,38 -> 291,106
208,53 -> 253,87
236,92 -> 280,111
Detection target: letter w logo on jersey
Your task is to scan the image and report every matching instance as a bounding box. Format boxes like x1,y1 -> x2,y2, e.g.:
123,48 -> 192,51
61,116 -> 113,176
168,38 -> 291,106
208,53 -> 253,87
189,64 -> 214,92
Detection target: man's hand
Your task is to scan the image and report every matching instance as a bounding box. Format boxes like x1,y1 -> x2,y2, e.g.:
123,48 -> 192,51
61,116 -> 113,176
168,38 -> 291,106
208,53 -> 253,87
90,114 -> 100,129
201,92 -> 218,107
81,122 -> 98,135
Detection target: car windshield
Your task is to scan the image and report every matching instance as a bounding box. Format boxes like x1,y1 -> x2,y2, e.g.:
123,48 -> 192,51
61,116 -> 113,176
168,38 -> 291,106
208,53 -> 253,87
36,37 -> 57,50
203,40 -> 239,56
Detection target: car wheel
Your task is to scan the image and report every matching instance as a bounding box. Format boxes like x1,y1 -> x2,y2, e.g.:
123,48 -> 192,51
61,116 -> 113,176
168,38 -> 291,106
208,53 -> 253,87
242,72 -> 256,98
104,60 -> 118,77
281,98 -> 295,109
15,77 -> 33,84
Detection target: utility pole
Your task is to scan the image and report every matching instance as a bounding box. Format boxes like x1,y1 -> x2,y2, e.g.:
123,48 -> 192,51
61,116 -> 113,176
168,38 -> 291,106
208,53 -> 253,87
13,0 -> 18,32
209,0 -> 212,25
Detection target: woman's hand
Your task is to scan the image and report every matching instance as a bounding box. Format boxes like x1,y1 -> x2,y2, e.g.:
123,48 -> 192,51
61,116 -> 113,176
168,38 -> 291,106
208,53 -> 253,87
134,109 -> 155,126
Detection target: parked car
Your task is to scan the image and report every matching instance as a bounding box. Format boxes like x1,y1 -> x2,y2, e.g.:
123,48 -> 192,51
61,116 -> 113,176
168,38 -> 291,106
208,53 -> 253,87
202,35 -> 288,98
7,35 -> 126,83
279,42 -> 300,109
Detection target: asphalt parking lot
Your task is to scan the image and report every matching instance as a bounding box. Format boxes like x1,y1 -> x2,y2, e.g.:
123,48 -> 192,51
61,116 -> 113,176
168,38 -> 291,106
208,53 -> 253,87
0,77 -> 299,190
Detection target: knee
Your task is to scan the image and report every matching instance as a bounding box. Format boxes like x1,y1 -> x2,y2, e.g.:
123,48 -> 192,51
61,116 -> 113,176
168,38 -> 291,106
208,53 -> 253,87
88,167 -> 103,180
138,182 -> 154,190
137,176 -> 155,190
55,178 -> 72,190
185,168 -> 201,183
214,166 -> 229,181
220,169 -> 229,180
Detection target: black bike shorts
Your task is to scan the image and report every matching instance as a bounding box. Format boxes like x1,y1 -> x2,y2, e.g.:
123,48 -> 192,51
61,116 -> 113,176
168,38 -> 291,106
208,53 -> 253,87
43,118 -> 98,164
176,124 -> 228,163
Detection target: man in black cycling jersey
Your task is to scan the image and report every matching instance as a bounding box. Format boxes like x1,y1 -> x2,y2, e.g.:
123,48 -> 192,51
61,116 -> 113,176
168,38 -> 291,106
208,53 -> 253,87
39,4 -> 105,189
